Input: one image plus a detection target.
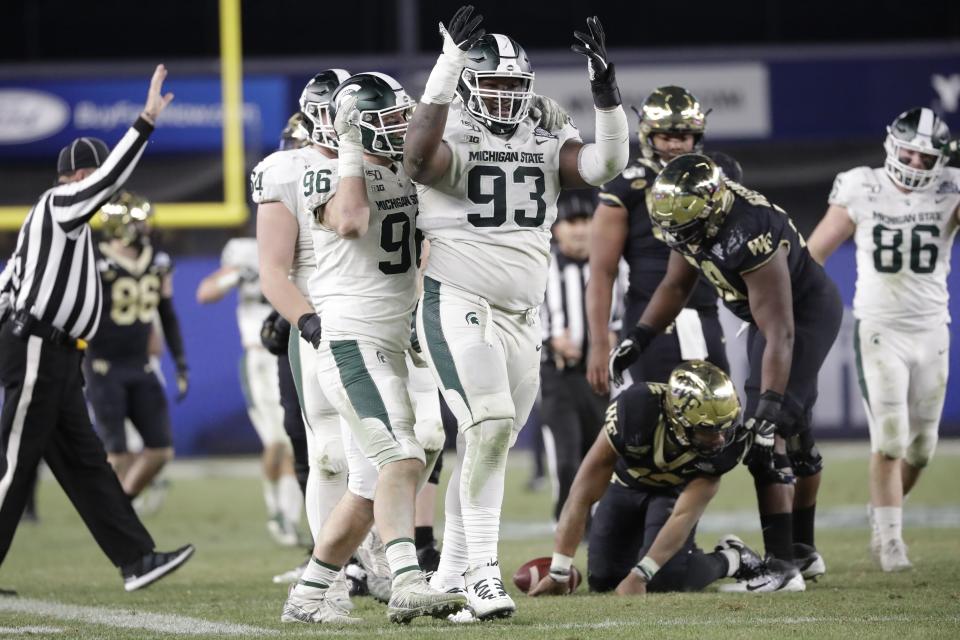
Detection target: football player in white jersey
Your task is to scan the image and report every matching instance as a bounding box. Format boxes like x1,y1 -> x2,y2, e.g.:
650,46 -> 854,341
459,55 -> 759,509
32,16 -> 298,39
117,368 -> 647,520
403,6 -> 629,619
279,72 -> 468,625
808,107 -> 959,572
255,71 -> 354,598
197,237 -> 303,546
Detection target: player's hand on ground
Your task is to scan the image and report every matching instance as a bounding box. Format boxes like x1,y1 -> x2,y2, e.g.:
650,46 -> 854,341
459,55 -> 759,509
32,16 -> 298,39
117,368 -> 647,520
333,93 -> 362,146
571,16 -> 620,108
614,571 -> 647,596
531,95 -> 570,132
439,5 -> 485,56
528,574 -> 571,597
142,64 -> 174,125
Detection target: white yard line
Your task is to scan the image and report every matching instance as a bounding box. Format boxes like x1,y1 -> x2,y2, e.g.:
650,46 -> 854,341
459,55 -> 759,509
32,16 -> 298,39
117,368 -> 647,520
0,627 -> 64,635
0,598 -> 277,636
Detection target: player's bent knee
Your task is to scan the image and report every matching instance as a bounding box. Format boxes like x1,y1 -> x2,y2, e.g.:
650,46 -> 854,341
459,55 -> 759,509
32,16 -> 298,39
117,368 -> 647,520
749,452 -> 796,485
414,418 -> 446,452
311,437 -> 348,478
464,418 -> 513,460
906,432 -> 937,469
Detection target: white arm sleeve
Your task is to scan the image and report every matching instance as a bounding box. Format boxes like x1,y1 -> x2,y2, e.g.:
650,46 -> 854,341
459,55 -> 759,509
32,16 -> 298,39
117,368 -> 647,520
576,106 -> 629,187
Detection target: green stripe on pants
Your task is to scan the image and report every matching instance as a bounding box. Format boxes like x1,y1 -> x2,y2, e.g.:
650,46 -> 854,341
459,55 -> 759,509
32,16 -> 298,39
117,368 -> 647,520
329,340 -> 393,435
421,276 -> 470,412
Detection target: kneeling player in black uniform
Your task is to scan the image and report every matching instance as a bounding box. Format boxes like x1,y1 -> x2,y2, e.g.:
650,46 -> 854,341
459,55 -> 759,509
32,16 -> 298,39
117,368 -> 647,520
611,155 -> 842,589
529,361 -> 800,596
85,191 -> 188,499
587,86 -> 741,395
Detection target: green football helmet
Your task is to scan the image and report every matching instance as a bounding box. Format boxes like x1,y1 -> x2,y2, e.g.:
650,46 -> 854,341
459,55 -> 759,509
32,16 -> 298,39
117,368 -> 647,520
299,69 -> 352,149
649,154 -> 730,256
883,107 -> 951,191
634,86 -> 707,163
456,33 -> 535,135
329,72 -> 414,161
99,191 -> 154,246
664,360 -> 741,456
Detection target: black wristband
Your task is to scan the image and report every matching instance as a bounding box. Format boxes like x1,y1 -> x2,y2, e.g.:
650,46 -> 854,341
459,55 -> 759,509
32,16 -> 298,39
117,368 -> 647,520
297,313 -> 323,348
756,390 -> 784,422
174,356 -> 188,373
591,62 -> 621,109
628,322 -> 656,352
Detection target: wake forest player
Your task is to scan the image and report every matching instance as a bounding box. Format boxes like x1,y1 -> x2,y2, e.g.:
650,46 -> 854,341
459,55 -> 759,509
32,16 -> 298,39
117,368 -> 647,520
196,236 -> 303,547
85,191 -> 188,500
529,361 -> 801,596
808,107 -> 959,572
255,70 -> 353,595
587,86 -> 741,395
404,6 -> 629,619
611,155 -> 842,591
280,72 -> 467,625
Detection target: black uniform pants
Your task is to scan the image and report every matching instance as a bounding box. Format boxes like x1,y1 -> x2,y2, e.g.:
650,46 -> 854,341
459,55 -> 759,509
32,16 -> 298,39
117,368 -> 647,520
540,365 -> 607,521
623,306 -> 729,384
587,483 -> 727,593
277,349 -> 309,495
0,322 -> 154,568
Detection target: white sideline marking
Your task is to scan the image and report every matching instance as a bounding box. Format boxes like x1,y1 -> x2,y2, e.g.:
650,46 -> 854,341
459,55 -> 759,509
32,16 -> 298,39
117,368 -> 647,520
0,627 -> 64,635
0,598 -> 277,636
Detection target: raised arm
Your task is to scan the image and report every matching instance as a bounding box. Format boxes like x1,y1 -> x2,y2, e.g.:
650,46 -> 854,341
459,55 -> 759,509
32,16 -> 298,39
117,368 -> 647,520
51,65 -> 173,231
558,17 -> 629,189
403,5 -> 485,185
807,204 -> 855,265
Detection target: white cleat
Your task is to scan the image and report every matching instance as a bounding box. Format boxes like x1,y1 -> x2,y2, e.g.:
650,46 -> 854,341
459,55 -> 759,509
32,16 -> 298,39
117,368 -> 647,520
465,564 -> 516,620
280,586 -> 361,625
719,559 -> 806,593
327,571 -> 355,611
388,571 -> 468,624
879,539 -> 913,573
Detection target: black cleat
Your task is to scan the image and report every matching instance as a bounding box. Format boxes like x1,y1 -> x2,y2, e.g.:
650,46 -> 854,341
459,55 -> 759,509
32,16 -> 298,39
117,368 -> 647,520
121,545 -> 195,592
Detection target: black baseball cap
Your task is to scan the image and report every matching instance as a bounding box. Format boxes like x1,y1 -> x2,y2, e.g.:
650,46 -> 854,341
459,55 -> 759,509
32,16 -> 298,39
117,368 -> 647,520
57,137 -> 110,175
556,192 -> 595,222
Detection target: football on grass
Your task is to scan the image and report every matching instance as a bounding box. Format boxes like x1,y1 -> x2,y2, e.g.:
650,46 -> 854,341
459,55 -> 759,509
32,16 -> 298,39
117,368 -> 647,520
512,556 -> 582,594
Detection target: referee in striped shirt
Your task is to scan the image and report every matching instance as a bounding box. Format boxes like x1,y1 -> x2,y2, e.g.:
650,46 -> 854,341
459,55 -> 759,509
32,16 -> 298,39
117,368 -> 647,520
0,65 -> 194,592
540,193 -> 625,522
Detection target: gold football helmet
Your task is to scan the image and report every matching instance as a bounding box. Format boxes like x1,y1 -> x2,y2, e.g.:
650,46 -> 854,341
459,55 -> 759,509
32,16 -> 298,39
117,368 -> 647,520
99,190 -> 153,246
280,112 -> 310,150
649,154 -> 730,256
635,86 -> 707,162
664,360 -> 741,456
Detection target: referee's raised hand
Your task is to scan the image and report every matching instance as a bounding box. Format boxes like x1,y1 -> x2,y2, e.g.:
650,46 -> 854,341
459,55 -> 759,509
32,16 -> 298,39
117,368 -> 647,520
141,64 -> 174,125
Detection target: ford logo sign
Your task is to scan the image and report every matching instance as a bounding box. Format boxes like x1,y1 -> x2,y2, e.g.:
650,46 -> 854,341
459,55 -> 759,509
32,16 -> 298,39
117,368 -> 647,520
0,89 -> 70,144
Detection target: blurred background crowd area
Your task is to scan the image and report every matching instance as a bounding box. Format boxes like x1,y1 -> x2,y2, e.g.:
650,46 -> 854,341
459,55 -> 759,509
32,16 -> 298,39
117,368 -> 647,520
1,0 -> 958,453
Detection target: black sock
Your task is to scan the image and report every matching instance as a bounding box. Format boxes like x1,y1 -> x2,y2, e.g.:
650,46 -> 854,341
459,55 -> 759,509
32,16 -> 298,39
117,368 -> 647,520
760,512 -> 794,561
793,504 -> 816,548
677,552 -> 729,591
414,526 -> 435,550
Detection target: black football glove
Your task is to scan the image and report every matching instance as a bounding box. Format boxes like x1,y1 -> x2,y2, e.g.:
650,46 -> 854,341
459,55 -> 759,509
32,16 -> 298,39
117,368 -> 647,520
260,310 -> 291,356
943,138 -> 960,165
746,390 -> 784,452
571,16 -> 620,109
297,313 -> 323,350
608,323 -> 656,386
441,5 -> 486,51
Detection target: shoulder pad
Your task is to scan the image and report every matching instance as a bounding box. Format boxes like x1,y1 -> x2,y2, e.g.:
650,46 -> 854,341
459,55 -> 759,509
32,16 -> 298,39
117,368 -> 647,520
935,167 -> 960,194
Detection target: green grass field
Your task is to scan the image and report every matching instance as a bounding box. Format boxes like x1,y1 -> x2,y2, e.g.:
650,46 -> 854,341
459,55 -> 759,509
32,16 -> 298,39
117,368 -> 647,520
2,442 -> 959,639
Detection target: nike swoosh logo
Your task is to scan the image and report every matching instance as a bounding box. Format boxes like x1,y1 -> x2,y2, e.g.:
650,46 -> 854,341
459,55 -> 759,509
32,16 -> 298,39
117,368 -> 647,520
536,344 -> 542,351
535,139 -> 549,145
746,578 -> 773,591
